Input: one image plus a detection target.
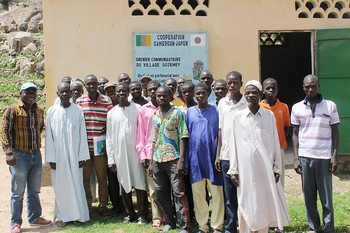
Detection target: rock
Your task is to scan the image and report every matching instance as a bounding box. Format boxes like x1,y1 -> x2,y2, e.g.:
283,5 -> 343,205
7,31 -> 33,52
1,44 -> 9,53
16,56 -> 35,75
33,36 -> 44,48
0,6 -> 42,30
9,48 -> 17,56
35,52 -> 44,61
27,21 -> 39,33
37,20 -> 43,30
26,10 -> 42,33
24,9 -> 41,22
19,22 -> 27,31
0,17 -> 17,33
0,3 -> 9,11
35,51 -> 44,61
35,60 -> 44,75
23,42 -> 37,54
30,11 -> 42,21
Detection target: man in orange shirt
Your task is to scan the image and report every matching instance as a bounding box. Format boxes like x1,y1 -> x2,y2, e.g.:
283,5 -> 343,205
260,78 -> 290,188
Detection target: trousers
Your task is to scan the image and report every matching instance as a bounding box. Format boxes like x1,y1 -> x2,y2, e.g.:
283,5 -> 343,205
10,149 -> 42,225
300,157 -> 334,233
153,159 -> 189,230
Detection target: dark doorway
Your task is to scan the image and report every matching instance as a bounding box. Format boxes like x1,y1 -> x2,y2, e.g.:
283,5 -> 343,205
260,32 -> 312,109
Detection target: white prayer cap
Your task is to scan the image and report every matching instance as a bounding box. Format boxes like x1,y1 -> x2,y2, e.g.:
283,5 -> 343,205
244,80 -> 262,91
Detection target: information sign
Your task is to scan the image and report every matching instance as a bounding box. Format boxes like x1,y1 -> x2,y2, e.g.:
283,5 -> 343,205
133,32 -> 208,84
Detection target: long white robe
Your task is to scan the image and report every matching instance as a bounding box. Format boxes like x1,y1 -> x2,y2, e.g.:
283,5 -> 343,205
106,102 -> 147,193
45,103 -> 90,223
228,107 -> 290,231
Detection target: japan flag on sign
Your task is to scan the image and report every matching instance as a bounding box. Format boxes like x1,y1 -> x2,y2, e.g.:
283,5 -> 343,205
190,34 -> 206,46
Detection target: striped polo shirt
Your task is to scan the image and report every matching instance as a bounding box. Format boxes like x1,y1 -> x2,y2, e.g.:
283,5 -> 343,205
291,95 -> 340,159
76,94 -> 112,152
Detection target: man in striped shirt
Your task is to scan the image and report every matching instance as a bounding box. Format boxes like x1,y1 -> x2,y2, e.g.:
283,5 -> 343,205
76,74 -> 113,217
292,74 -> 340,233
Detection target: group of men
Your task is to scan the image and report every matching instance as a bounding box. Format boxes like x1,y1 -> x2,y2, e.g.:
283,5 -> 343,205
1,70 -> 339,233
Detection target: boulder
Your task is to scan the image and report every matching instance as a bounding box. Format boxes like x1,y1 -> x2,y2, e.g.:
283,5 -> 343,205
8,31 -> 33,52
38,20 -> 43,30
25,10 -> 42,32
27,21 -> 39,32
0,17 -> 17,33
1,44 -> 9,53
16,56 -> 35,75
30,11 -> 42,22
33,36 -> 44,48
0,6 -> 42,31
0,6 -> 32,25
23,42 -> 37,54
19,22 -> 27,31
35,60 -> 45,75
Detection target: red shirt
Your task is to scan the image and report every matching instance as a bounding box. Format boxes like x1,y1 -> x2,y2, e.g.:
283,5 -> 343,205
76,94 -> 112,151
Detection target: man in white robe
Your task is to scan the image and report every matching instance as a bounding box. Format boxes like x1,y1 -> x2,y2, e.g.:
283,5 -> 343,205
106,83 -> 148,225
228,80 -> 290,233
45,82 -> 90,227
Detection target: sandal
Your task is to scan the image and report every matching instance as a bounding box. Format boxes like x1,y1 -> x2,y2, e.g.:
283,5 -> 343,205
122,215 -> 136,224
158,224 -> 174,232
55,220 -> 66,228
151,219 -> 161,229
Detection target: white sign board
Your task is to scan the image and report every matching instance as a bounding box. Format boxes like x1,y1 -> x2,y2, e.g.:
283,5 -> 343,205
133,32 -> 208,84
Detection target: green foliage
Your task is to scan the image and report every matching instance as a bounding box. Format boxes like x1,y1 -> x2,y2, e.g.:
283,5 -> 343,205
0,39 -> 46,117
0,54 -> 16,70
0,82 -> 19,93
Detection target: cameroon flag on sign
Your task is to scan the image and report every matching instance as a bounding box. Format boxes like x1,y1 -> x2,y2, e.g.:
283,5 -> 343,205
136,35 -> 151,46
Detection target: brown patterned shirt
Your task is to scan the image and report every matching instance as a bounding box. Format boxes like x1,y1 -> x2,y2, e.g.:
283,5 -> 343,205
1,99 -> 44,155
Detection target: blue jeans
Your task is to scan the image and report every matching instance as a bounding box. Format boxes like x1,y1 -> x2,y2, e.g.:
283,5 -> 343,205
9,149 -> 42,225
221,160 -> 238,233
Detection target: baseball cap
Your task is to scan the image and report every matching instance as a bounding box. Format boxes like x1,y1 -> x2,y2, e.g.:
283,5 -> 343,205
71,77 -> 84,87
140,76 -> 151,82
20,82 -> 38,91
104,82 -> 117,90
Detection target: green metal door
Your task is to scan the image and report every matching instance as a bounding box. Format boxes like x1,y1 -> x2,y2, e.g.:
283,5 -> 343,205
316,28 -> 350,155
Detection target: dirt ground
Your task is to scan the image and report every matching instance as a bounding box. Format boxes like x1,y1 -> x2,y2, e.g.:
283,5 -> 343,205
0,147 -> 349,232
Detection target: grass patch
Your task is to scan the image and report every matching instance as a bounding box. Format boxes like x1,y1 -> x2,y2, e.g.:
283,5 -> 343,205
56,192 -> 350,233
62,210 -> 189,233
285,192 -> 350,232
